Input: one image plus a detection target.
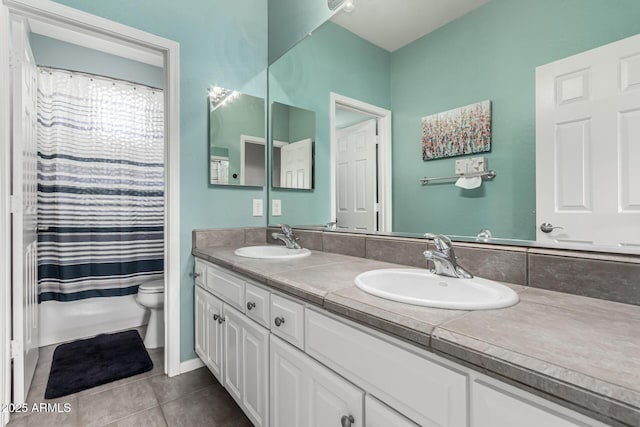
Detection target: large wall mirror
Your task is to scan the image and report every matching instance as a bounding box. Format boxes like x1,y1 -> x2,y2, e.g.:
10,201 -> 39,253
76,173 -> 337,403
267,0 -> 640,252
209,87 -> 266,187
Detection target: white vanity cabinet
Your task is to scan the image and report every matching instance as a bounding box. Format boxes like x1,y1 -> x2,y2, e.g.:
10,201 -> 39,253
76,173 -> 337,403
270,334 -> 363,427
194,262 -> 269,427
194,285 -> 224,383
194,258 -> 607,427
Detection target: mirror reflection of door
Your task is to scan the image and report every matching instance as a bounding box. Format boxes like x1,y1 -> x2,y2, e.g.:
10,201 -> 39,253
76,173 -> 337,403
336,117 -> 378,232
271,102 -> 316,190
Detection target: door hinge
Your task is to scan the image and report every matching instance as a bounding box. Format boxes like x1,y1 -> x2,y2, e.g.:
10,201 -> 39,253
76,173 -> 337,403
374,203 -> 380,212
10,340 -> 21,359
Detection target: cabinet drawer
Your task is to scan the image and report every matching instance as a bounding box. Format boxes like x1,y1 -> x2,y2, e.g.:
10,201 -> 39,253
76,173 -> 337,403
306,310 -> 467,427
270,294 -> 305,350
206,264 -> 245,311
366,395 -> 418,427
194,258 -> 206,287
245,282 -> 270,328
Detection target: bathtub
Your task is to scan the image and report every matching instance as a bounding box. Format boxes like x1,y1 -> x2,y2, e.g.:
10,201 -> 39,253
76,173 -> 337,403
39,295 -> 148,347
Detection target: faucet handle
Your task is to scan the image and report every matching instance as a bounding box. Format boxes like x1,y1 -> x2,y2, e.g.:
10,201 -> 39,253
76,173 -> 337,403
278,224 -> 293,235
423,233 -> 452,252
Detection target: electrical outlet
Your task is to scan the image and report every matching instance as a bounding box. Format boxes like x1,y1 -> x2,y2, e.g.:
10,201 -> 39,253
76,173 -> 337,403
272,199 -> 282,216
252,199 -> 263,217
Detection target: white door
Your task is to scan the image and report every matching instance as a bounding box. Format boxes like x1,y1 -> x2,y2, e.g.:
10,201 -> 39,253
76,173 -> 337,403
10,15 -> 39,405
335,119 -> 377,232
280,138 -> 312,189
536,34 -> 640,247
206,295 -> 224,384
307,364 -> 362,427
365,395 -> 419,427
194,287 -> 207,362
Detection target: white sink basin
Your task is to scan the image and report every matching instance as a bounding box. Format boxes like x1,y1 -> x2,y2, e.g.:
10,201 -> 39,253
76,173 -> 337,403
354,268 -> 519,310
234,245 -> 311,260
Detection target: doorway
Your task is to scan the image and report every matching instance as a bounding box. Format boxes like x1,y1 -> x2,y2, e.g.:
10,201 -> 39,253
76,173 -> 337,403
1,0 -> 181,415
330,92 -> 392,232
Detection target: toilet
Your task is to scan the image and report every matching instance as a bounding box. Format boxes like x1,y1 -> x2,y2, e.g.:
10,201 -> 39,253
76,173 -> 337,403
136,279 -> 165,349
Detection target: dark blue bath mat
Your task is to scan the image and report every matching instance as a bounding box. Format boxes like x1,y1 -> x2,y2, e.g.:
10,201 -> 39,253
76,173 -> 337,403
44,329 -> 153,399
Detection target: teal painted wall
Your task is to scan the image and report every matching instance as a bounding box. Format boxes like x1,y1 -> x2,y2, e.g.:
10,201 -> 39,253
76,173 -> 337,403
30,34 -> 163,88
50,0 -> 267,362
210,93 -> 265,186
268,0 -> 334,64
268,22 -> 390,225
391,0 -> 640,240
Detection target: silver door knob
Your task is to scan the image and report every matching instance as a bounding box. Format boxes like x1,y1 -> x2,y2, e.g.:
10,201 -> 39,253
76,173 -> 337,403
247,302 -> 256,310
274,317 -> 285,327
341,415 -> 355,427
540,223 -> 564,233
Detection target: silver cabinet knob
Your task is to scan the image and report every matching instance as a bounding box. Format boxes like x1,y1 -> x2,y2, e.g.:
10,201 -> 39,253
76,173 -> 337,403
341,415 -> 355,427
218,316 -> 225,324
540,223 -> 564,233
247,302 -> 256,310
213,314 -> 219,321
274,317 -> 285,327
193,272 -> 201,278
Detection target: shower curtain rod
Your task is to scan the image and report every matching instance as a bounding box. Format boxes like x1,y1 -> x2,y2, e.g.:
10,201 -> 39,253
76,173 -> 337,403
37,65 -> 163,92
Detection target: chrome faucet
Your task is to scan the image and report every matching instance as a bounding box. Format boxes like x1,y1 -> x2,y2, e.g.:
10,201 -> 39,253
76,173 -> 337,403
272,224 -> 302,249
423,233 -> 473,279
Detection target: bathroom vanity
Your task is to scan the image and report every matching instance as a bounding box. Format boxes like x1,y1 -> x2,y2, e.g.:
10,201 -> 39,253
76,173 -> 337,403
192,240 -> 639,427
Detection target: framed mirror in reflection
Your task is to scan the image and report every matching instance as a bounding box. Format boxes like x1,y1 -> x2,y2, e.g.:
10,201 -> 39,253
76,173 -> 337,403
270,102 -> 315,190
266,0 -> 640,252
209,86 -> 266,187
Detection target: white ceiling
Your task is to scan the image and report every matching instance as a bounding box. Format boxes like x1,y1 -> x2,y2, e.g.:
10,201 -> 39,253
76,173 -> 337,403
331,0 -> 491,52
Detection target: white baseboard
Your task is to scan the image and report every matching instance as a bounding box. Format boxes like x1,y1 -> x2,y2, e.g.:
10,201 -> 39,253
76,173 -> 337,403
179,357 -> 204,374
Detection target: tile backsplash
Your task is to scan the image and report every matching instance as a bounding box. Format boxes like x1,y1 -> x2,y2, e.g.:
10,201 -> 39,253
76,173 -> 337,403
193,227 -> 640,306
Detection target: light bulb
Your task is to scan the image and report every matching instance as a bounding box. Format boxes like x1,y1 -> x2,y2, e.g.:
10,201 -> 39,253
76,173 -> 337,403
343,0 -> 355,13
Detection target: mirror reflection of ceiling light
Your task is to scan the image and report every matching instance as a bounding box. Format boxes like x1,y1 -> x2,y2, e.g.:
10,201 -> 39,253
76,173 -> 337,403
209,86 -> 240,110
342,0 -> 355,13
327,0 -> 355,13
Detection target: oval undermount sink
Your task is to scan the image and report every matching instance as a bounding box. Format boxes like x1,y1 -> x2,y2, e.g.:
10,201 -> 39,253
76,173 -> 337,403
354,268 -> 519,310
234,245 -> 311,260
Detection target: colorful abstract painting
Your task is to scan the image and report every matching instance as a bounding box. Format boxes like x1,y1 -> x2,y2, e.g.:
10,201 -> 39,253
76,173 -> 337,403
421,100 -> 491,160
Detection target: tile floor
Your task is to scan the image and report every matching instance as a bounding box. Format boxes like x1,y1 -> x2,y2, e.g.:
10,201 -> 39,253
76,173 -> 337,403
7,331 -> 251,427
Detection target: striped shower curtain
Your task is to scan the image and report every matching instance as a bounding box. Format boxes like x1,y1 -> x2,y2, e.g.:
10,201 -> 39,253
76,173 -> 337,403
37,67 -> 164,302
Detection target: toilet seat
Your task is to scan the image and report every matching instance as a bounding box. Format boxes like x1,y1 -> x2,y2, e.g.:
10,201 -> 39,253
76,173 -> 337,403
138,279 -> 164,294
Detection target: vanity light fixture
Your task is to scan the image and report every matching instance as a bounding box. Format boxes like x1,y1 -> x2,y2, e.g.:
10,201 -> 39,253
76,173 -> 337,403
327,0 -> 355,13
209,86 -> 240,111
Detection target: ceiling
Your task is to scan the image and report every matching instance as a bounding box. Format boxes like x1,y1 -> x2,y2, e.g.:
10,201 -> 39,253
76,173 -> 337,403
331,0 -> 491,52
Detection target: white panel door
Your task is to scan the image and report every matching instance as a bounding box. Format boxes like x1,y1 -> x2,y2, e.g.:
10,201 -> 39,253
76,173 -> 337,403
307,362 -> 363,427
280,138 -> 312,189
10,15 -> 38,405
365,395 -> 419,427
205,292 -> 224,384
536,34 -> 640,247
194,287 -> 207,362
335,120 -> 377,232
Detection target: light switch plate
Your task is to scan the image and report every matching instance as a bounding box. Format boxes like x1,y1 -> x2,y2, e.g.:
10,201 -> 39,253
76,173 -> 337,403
272,199 -> 282,216
252,199 -> 263,217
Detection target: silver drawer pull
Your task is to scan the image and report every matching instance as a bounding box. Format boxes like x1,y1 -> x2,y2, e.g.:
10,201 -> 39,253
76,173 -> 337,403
341,415 -> 355,427
247,301 -> 256,310
274,317 -> 285,327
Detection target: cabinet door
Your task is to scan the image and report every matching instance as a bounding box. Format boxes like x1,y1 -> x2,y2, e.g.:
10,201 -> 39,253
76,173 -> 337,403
241,311 -> 270,427
271,335 -> 306,427
224,305 -> 243,404
270,335 -> 364,427
194,287 -> 207,361
205,293 -> 224,384
307,363 -> 362,427
365,395 -> 418,427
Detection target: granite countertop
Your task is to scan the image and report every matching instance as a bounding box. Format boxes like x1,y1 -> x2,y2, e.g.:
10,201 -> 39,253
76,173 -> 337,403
192,246 -> 640,427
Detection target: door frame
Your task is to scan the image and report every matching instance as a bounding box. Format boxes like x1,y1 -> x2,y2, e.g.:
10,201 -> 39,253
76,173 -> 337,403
329,92 -> 392,232
0,3 -> 11,424
0,0 -> 182,394
239,134 -> 266,185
